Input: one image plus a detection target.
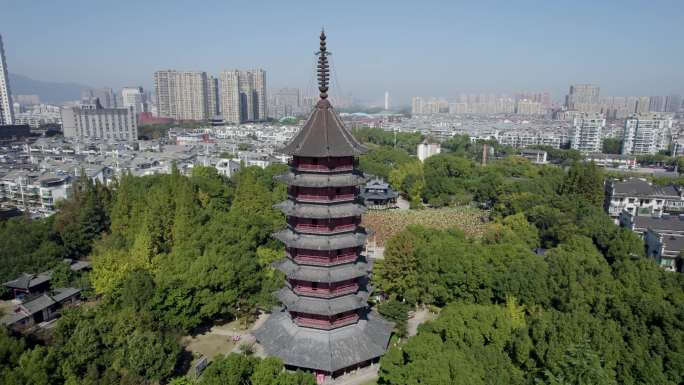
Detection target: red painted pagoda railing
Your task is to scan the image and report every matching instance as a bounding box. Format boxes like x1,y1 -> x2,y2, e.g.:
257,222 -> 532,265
290,279 -> 359,298
290,156 -> 356,173
292,252 -> 358,266
288,217 -> 359,234
292,311 -> 360,330
288,186 -> 358,203
291,193 -> 356,203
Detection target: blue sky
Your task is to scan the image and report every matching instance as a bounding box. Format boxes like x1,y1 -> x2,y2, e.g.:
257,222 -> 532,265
1,0 -> 682,104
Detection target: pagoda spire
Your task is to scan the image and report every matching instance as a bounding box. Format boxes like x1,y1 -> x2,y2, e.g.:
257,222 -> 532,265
317,29 -> 330,100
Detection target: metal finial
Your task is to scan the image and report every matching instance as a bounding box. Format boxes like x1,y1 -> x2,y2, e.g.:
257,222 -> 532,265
317,29 -> 330,100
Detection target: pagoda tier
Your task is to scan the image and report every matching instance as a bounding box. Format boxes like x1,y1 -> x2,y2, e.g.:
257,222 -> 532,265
274,228 -> 369,251
288,185 -> 358,203
275,257 -> 370,282
277,286 -> 369,316
287,216 -> 360,235
275,170 -> 368,188
289,156 -> 357,173
253,31 -> 392,377
286,247 -> 361,266
275,200 -> 367,219
255,309 -> 392,374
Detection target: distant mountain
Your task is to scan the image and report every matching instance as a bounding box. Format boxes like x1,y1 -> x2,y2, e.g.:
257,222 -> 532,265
8,73 -> 89,104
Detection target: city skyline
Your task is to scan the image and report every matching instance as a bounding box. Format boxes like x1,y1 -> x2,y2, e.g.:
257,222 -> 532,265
1,1 -> 683,104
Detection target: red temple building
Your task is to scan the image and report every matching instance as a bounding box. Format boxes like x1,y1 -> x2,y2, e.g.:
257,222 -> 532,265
253,31 -> 393,381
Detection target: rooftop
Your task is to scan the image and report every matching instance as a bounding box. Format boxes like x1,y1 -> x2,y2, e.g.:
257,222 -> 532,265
612,178 -> 679,197
253,308 -> 392,372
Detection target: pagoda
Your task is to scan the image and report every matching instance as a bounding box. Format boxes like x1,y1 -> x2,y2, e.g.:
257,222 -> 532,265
253,31 -> 393,379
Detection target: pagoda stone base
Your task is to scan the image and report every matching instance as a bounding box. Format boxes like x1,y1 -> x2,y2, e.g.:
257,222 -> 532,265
253,307 -> 393,375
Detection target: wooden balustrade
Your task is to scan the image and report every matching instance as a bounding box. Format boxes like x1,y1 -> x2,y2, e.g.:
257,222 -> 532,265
292,312 -> 359,330
293,253 -> 358,266
292,282 -> 359,298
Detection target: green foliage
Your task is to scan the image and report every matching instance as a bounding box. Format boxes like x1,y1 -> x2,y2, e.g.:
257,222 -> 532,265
352,127 -> 424,154
358,146 -> 413,179
379,303 -> 525,385
422,154 -> 475,207
559,162 -> 605,207
49,261 -> 76,290
375,142 -> 684,384
0,176 -> 110,285
0,217 -> 64,284
528,145 -> 582,165
377,299 -> 411,337
602,138 -> 623,155
197,354 -> 315,385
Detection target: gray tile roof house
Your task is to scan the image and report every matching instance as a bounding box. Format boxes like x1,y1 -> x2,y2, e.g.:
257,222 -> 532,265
1,287 -> 81,330
3,272 -> 52,294
611,179 -> 680,198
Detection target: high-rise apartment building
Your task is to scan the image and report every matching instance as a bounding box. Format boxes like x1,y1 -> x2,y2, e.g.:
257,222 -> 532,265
121,86 -> 146,115
82,87 -> 118,108
636,96 -> 650,114
0,34 -> 15,125
219,70 -> 240,124
621,113 -> 674,155
154,70 -> 208,121
411,97 -> 424,114
61,100 -> 137,141
207,76 -> 219,117
252,69 -> 267,121
665,94 -> 682,113
218,69 -> 267,123
565,84 -> 600,113
649,96 -> 666,112
516,99 -> 544,115
270,87 -> 301,119
570,113 -> 605,153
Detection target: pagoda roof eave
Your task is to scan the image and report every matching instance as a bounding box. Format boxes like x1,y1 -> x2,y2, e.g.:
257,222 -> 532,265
253,308 -> 393,373
273,228 -> 371,250
275,170 -> 368,188
279,100 -> 369,157
275,257 -> 371,282
274,200 -> 367,219
277,287 -> 369,315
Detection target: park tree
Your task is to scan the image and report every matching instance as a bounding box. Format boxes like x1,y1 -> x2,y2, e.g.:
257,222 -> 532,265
559,162 -> 604,207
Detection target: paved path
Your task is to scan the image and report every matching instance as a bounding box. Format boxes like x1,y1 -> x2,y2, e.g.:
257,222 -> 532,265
396,196 -> 410,211
407,307 -> 437,337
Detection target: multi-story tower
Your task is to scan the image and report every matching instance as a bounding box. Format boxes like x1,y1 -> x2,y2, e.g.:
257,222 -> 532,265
82,87 -> 118,108
252,69 -> 267,120
665,94 -> 682,113
565,84 -> 600,113
153,70 -> 208,120
207,76 -> 220,117
570,113 -> 605,153
636,96 -> 650,114
121,86 -> 146,115
237,70 -> 255,121
219,69 -> 267,123
411,96 -> 423,114
219,70 -> 240,124
254,31 -> 392,379
0,34 -> 15,125
621,113 -> 674,155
